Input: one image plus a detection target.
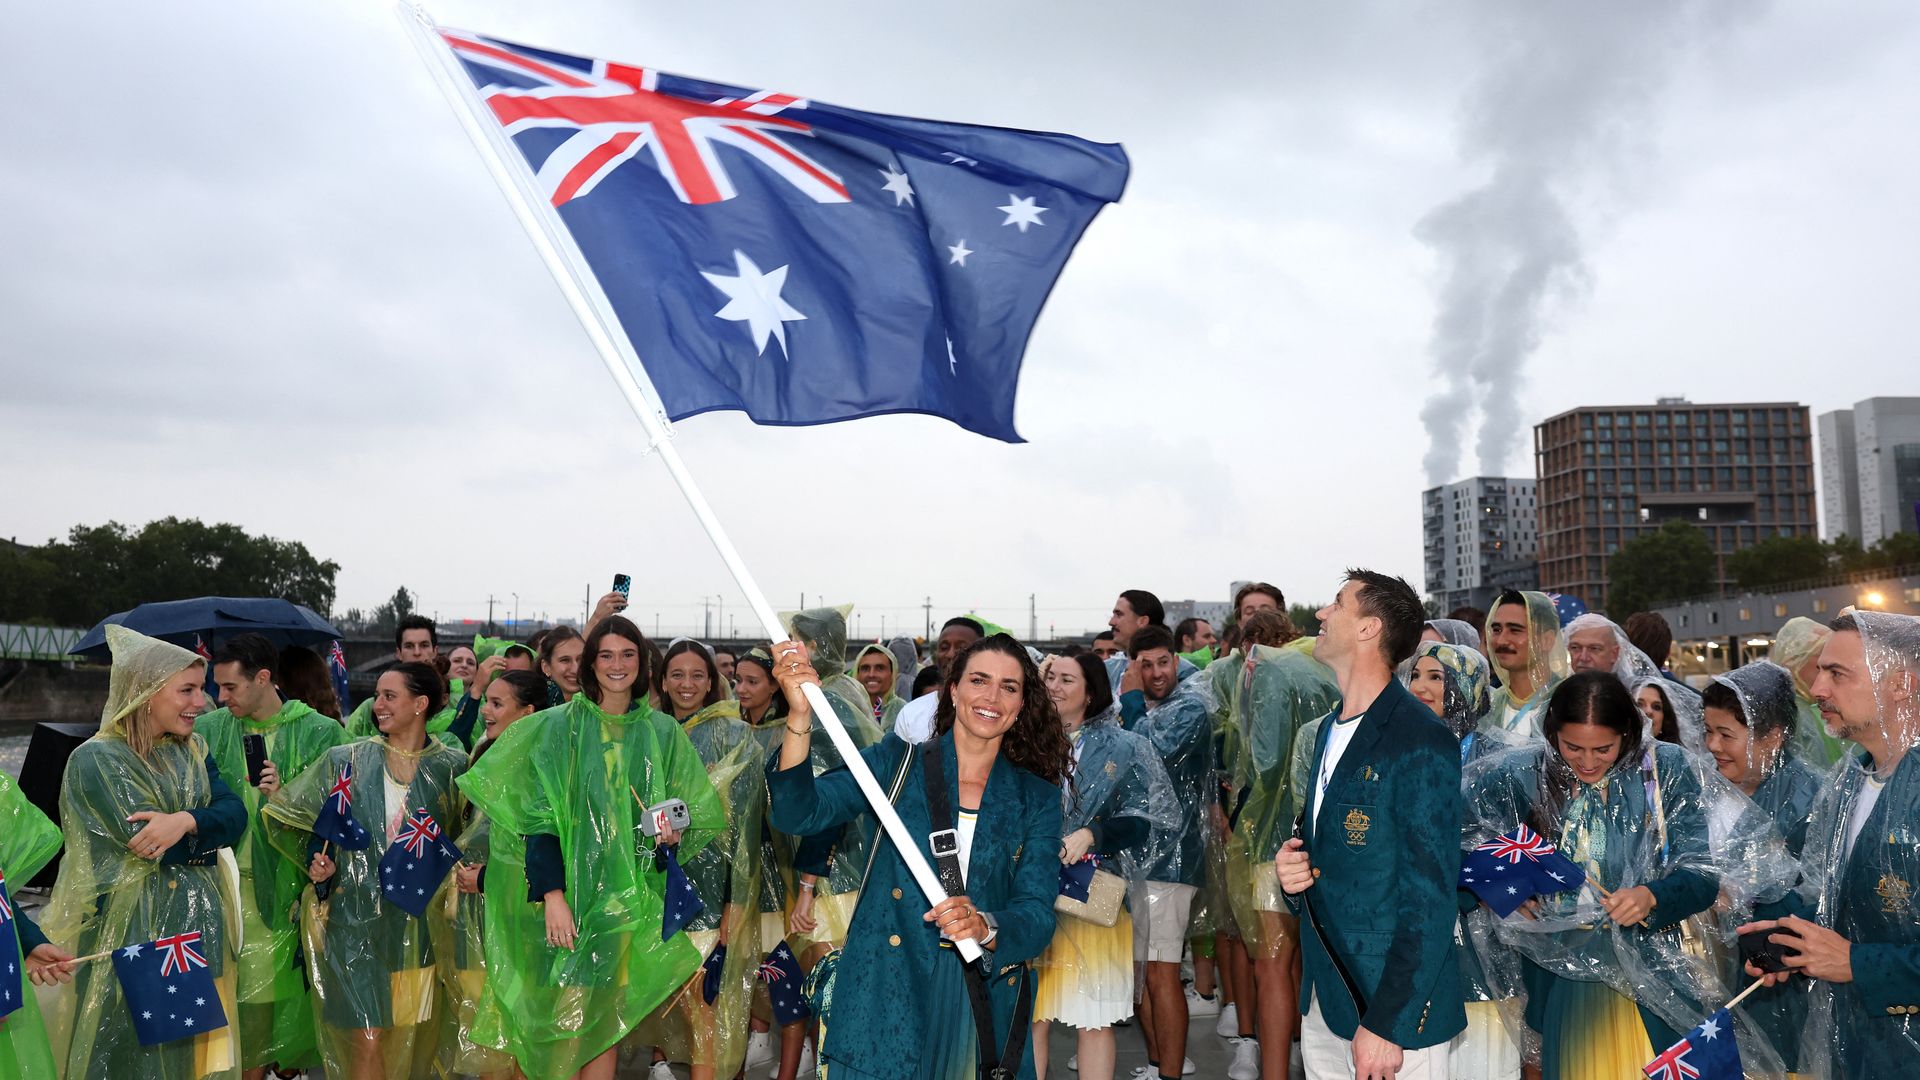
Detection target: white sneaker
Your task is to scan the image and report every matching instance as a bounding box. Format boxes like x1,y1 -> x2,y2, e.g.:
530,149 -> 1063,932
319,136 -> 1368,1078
1183,985 -> 1221,1017
1214,1001 -> 1240,1039
1227,1038 -> 1259,1080
649,1062 -> 675,1080
797,1043 -> 817,1080
1125,1068 -> 1156,1080
1067,1054 -> 1079,1071
746,1030 -> 776,1070
1183,1058 -> 1196,1076
1288,1041 -> 1304,1080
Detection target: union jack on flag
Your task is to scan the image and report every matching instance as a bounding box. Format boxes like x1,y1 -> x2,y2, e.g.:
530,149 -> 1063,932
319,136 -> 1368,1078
1475,825 -> 1556,864
0,868 -> 13,925
154,931 -> 209,977
327,766 -> 354,814
395,808 -> 445,858
431,25 -> 1128,443
1643,1009 -> 1739,1080
312,761 -> 371,850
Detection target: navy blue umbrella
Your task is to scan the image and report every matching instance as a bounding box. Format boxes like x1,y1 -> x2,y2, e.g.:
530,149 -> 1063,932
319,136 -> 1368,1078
70,597 -> 344,660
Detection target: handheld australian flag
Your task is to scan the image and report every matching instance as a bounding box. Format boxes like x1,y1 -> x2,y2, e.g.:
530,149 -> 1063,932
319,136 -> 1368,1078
111,931 -> 229,1046
758,940 -> 811,1025
659,844 -> 704,940
700,942 -> 727,1005
1460,825 -> 1586,918
0,868 -> 22,1022
327,640 -> 353,713
313,762 -> 371,850
1644,1007 -> 1741,1080
439,27 -> 1129,443
379,807 -> 462,917
1059,855 -> 1099,902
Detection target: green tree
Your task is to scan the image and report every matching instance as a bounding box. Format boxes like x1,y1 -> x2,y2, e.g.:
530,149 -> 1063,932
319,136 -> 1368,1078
1725,533 -> 1831,591
1607,520 -> 1716,619
368,586 -> 417,638
1287,603 -> 1322,636
0,518 -> 340,627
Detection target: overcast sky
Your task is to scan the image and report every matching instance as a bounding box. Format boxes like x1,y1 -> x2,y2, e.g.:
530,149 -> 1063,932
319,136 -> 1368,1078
2,1 -> 1914,639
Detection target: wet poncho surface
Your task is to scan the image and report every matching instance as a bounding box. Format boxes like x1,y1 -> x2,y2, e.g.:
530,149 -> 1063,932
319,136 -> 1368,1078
456,694 -> 725,1080
0,771 -> 62,1079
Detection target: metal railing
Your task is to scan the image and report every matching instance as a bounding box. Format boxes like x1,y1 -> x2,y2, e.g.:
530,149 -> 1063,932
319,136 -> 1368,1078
0,623 -> 86,662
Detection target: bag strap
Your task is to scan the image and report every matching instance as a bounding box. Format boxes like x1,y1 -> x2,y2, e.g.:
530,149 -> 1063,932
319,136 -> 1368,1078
925,739 -> 1031,1080
857,742 -> 917,895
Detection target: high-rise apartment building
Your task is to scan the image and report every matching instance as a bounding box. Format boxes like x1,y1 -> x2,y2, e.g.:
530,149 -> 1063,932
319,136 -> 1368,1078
1818,397 -> 1920,545
1422,477 -> 1539,612
1535,399 -> 1817,613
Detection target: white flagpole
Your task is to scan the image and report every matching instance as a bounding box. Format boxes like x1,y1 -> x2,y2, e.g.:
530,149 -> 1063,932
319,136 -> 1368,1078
397,4 -> 982,961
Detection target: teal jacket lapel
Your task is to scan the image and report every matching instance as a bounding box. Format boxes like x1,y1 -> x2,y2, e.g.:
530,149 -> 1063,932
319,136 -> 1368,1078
966,749 -> 1019,889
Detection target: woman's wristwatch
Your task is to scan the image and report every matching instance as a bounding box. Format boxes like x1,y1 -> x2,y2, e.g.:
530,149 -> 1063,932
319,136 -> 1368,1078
978,911 -> 999,947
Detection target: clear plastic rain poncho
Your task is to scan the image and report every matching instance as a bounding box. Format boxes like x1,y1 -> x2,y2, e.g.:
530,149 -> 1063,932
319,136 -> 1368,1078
455,694 -> 725,1079
1426,618 -> 1484,653
1033,702 -> 1181,1001
194,697 -> 346,1070
1128,665 -> 1218,892
1783,611 -> 1920,1079
41,626 -> 243,1080
1628,672 -> 1707,755
1772,615 -> 1848,766
262,736 -> 468,1079
1461,714 -> 1799,1074
1708,662 -> 1823,855
433,774 -> 513,1078
1402,640 -> 1534,1064
1228,640 -> 1339,958
636,669 -> 766,1079
886,634 -> 920,705
776,606 -> 884,951
1483,591 -> 1568,738
0,769 -> 62,1079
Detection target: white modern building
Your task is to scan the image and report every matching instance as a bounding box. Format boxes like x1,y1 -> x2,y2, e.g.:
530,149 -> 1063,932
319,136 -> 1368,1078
1818,397 -> 1920,545
1422,477 -> 1539,612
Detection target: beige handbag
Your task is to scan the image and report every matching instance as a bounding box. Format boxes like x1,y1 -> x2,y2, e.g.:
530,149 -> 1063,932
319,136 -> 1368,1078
1055,866 -> 1126,928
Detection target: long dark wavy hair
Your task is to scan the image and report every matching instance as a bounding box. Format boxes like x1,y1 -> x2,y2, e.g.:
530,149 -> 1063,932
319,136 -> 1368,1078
934,634 -> 1073,785
1528,671 -> 1646,839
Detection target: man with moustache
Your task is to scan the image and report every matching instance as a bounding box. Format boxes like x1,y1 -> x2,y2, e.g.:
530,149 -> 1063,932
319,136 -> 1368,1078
1481,590 -> 1565,738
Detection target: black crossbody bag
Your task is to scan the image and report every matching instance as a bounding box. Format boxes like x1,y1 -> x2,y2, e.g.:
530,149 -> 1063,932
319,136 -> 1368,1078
922,739 -> 1033,1080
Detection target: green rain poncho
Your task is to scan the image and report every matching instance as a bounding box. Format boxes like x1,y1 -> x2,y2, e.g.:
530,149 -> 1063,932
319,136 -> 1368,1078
41,625 -> 245,1080
1228,640 -> 1338,958
776,607 -> 885,951
193,697 -> 347,1070
0,771 -> 61,1079
263,736 -> 469,1079
1482,591 -> 1566,739
637,697 -> 766,1077
457,695 -> 725,1080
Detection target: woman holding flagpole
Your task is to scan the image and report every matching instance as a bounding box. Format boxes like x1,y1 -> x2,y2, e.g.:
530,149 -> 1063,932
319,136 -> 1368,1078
265,661 -> 469,1080
457,615 -> 724,1080
768,633 -> 1068,1080
31,625 -> 248,1080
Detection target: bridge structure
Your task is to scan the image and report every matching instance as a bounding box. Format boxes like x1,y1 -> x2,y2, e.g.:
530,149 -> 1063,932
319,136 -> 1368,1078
0,623 -> 87,663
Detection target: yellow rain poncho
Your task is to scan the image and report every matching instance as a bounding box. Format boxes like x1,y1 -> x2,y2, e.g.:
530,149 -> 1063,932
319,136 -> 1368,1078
1,771 -> 62,1079
42,626 -> 246,1080
636,695 -> 765,1077
264,736 -> 468,1079
457,695 -> 725,1080
193,697 -> 346,1070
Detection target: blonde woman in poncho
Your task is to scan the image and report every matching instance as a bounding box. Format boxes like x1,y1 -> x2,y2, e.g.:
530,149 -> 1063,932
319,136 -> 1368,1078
33,625 -> 248,1080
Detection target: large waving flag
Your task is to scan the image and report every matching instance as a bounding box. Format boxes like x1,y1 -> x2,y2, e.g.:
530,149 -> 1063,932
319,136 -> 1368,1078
438,27 -> 1128,442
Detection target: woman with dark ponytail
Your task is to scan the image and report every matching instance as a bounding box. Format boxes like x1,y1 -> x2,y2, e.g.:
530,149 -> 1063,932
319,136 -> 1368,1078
264,660 -> 471,1079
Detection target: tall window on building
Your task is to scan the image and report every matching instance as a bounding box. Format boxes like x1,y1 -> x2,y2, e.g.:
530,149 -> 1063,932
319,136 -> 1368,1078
1895,444 -> 1920,531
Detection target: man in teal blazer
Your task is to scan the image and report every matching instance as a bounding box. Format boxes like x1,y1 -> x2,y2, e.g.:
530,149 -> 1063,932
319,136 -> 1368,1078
1278,569 -> 1465,1080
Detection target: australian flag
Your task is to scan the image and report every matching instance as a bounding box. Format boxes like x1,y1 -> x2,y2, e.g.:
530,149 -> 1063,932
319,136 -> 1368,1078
379,808 -> 462,917
758,940 -> 811,1025
659,845 -> 705,940
327,640 -> 353,713
439,27 -> 1129,443
0,868 -> 22,1022
1059,855 -> 1099,902
701,942 -> 727,1004
1644,1008 -> 1741,1079
313,763 -> 371,851
111,931 -> 229,1046
1460,825 -> 1586,918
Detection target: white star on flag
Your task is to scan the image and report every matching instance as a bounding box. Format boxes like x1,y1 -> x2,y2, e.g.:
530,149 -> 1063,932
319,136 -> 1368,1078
166,985 -> 178,995
947,240 -> 973,266
1698,1016 -> 1721,1041
121,944 -> 144,959
142,1011 -> 152,1020
184,1018 -> 195,1028
703,250 -> 808,358
879,165 -> 914,206
1506,886 -> 1518,895
196,997 -> 206,1006
998,194 -> 1047,232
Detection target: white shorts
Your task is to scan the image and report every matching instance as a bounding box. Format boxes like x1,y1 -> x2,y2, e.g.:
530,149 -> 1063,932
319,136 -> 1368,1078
1132,881 -> 1198,964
